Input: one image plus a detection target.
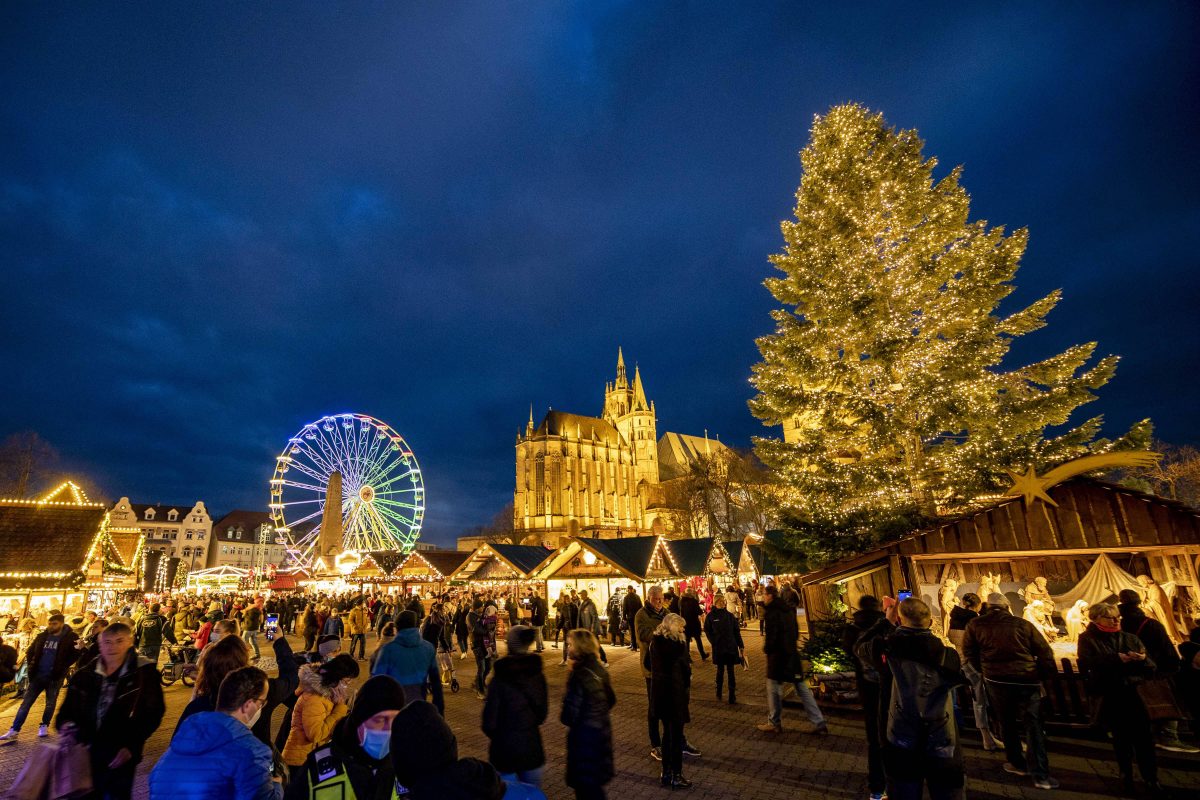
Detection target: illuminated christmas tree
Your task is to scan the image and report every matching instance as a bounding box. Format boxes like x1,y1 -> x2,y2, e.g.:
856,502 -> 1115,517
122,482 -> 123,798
750,104 -> 1149,541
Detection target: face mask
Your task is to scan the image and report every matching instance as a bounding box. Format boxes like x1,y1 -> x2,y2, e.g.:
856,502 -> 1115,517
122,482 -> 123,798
360,727 -> 390,760
247,706 -> 262,728
210,633 -> 223,645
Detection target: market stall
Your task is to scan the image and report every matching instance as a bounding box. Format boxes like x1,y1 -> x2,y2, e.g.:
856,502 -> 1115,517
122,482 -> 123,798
186,565 -> 251,593
0,488 -> 139,623
391,550 -> 472,596
450,543 -> 556,596
799,476 -> 1200,650
534,535 -> 683,619
664,537 -> 736,594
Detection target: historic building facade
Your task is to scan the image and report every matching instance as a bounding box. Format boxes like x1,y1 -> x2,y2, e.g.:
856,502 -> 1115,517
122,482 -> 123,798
108,498 -> 212,573
512,350 -> 732,546
208,510 -> 288,572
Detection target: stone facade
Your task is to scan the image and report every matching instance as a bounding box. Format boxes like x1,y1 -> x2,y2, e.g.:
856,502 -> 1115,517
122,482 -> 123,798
208,510 -> 288,572
512,350 -> 730,547
109,497 -> 212,573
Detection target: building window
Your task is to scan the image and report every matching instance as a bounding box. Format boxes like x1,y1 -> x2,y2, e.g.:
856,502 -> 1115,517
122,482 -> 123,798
194,546 -> 203,557
197,532 -> 205,540
145,509 -> 155,520
186,532 -> 193,540
168,510 -> 178,521
182,547 -> 191,556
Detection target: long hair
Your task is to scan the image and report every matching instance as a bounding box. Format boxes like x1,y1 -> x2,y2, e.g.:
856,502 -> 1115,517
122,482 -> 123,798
194,634 -> 251,699
654,613 -> 686,642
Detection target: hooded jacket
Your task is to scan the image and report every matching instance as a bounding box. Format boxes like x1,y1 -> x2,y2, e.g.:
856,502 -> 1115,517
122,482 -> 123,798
702,606 -> 743,665
370,628 -> 444,712
875,626 -> 966,759
843,607 -> 886,682
281,664 -> 350,767
392,701 -> 506,800
282,716 -> 394,800
482,652 -> 548,773
150,711 -> 282,800
24,627 -> 80,680
252,635 -> 302,747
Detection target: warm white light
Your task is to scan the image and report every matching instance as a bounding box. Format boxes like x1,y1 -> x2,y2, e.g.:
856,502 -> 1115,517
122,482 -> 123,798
583,551 -> 597,566
335,550 -> 362,576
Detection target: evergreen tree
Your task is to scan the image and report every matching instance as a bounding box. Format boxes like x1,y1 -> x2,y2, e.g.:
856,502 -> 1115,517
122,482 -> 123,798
750,104 -> 1149,533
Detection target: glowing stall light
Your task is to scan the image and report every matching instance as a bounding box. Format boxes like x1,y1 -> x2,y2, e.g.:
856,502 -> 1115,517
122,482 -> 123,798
270,413 -> 425,570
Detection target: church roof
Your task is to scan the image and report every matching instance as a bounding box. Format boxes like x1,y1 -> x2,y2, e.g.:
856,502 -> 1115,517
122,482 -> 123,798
535,410 -> 625,448
657,431 -> 731,479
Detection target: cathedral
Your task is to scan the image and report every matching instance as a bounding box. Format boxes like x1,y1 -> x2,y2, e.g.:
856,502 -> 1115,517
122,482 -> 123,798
513,349 -> 730,546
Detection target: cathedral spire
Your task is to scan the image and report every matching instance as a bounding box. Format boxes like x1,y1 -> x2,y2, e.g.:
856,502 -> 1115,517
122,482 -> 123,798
526,404 -> 534,435
615,347 -> 628,387
632,364 -> 649,410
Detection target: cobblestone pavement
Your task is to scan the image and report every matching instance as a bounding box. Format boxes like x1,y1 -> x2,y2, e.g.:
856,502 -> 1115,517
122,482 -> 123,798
0,629 -> 1196,799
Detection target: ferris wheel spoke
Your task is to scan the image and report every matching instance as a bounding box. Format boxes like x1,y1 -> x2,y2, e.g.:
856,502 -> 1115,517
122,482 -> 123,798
365,503 -> 404,548
281,479 -> 328,494
374,496 -> 421,511
373,501 -> 418,533
288,443 -> 337,481
368,468 -> 417,492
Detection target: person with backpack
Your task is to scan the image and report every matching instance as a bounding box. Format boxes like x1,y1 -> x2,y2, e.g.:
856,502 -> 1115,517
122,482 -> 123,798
844,595 -> 888,800
135,602 -> 167,665
861,597 -> 968,800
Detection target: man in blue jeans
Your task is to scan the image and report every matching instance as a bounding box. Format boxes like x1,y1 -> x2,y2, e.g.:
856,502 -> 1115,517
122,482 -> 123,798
0,613 -> 78,742
963,592 -> 1058,790
757,584 -> 828,735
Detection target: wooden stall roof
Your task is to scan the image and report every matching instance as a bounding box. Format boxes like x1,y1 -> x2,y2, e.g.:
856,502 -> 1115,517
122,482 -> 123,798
452,543 -> 556,582
0,502 -> 109,590
665,537 -> 718,577
537,536 -> 682,583
396,550 -> 472,580
802,477 -> 1200,586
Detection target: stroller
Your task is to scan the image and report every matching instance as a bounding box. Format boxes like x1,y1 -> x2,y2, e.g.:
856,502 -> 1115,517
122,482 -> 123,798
160,642 -> 199,687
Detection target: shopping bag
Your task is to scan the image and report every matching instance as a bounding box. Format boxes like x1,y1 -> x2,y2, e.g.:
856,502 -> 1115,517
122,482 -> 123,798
50,731 -> 92,799
1136,677 -> 1185,721
5,741 -> 54,800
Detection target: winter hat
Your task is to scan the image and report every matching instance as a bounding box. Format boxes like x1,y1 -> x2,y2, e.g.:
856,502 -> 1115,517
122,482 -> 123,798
317,634 -> 342,658
348,675 -> 406,732
396,610 -> 418,630
319,654 -> 361,687
391,701 -> 457,783
506,625 -> 537,654
986,592 -> 1010,609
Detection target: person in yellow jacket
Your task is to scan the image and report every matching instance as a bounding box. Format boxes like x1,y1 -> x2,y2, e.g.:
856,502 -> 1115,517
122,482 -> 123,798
284,675 -> 406,800
347,602 -> 369,661
281,655 -> 360,782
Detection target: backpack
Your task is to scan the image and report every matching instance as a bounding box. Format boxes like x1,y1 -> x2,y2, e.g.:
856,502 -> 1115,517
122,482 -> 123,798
885,642 -> 963,757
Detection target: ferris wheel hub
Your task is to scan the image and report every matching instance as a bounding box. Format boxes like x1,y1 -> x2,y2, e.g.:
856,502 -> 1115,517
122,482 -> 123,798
359,485 -> 375,503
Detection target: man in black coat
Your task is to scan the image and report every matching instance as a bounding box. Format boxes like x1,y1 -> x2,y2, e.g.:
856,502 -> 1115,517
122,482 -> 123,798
482,626 -> 548,786
1118,589 -> 1196,753
844,595 -> 887,799
757,584 -> 827,735
862,598 -> 967,800
527,588 -> 547,653
622,586 -> 644,652
679,591 -> 707,661
1,612 -> 78,742
55,621 -> 166,800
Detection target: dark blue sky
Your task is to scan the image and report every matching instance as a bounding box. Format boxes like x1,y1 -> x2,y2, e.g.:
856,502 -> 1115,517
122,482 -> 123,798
2,3 -> 1197,547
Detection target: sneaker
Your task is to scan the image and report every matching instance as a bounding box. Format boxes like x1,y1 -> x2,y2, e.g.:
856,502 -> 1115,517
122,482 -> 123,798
869,794 -> 887,800
650,746 -> 663,761
0,729 -> 17,744
1158,741 -> 1200,754
756,722 -> 782,733
681,743 -> 701,757
37,725 -> 48,738
1003,764 -> 1030,777
1033,777 -> 1059,790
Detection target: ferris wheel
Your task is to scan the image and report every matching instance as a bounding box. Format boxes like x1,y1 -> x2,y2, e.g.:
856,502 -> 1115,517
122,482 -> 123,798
269,413 -> 424,568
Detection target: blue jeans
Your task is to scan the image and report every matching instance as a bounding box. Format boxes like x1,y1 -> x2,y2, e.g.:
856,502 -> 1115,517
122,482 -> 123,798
766,678 -> 825,726
499,767 -> 543,788
987,681 -> 1049,780
242,630 -> 261,658
12,674 -> 62,731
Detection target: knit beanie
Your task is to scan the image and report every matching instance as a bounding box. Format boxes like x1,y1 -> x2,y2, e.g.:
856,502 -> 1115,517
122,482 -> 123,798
396,610 -> 418,630
317,634 -> 342,658
348,675 -> 406,731
506,625 -> 537,654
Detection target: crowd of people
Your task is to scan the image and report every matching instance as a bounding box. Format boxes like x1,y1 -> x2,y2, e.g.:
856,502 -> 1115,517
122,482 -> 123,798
0,577 -> 1196,800
842,589 -> 1200,800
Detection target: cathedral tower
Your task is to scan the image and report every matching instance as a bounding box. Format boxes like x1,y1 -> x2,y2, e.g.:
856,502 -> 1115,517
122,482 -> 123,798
603,348 -> 659,485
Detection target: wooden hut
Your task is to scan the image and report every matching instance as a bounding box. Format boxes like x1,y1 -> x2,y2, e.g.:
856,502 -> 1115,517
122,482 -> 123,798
451,543 -> 556,593
391,550 -> 472,595
535,535 -> 683,619
0,495 -> 141,625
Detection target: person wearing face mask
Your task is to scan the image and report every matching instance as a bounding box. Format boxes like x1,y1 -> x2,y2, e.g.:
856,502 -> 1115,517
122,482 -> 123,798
283,675 -> 406,800
282,654 -> 361,780
150,666 -> 282,800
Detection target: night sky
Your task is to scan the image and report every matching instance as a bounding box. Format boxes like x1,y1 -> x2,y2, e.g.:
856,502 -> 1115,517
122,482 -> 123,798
2,4 -> 1197,547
